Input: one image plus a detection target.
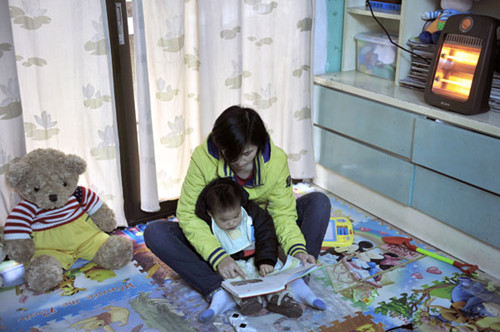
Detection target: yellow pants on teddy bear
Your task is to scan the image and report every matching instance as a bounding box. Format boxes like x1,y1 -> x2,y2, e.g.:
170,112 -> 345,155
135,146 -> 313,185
31,213 -> 109,270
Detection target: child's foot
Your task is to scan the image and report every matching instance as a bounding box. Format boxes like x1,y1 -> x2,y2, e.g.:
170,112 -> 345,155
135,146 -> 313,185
289,278 -> 326,310
239,296 -> 263,315
199,289 -> 237,322
266,292 -> 303,318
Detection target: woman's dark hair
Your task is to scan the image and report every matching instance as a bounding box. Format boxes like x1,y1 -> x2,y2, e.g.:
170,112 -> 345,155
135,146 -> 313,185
205,178 -> 243,214
211,105 -> 269,162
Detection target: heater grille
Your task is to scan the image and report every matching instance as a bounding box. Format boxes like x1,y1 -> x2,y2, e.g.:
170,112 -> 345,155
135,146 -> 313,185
445,34 -> 482,47
431,33 -> 482,102
424,14 -> 498,115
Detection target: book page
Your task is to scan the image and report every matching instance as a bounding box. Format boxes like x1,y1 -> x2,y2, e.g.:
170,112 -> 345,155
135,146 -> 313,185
222,256 -> 320,298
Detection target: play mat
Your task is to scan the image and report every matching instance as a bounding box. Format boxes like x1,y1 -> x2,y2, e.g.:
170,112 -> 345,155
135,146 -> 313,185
0,183 -> 499,331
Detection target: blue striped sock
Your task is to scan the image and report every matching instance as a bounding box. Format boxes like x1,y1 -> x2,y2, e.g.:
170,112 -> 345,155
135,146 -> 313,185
290,278 -> 326,310
199,289 -> 236,322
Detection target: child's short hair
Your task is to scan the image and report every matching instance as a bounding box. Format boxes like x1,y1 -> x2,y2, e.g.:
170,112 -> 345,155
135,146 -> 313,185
204,177 -> 243,214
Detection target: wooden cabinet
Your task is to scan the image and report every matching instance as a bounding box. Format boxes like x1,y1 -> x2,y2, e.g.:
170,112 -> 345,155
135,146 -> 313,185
413,118 -> 500,195
314,85 -> 417,158
313,85 -> 417,205
312,0 -> 500,274
313,77 -> 500,250
313,126 -> 414,206
411,166 -> 500,248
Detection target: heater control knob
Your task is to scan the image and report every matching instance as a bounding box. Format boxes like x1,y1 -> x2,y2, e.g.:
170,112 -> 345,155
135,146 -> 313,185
459,17 -> 473,33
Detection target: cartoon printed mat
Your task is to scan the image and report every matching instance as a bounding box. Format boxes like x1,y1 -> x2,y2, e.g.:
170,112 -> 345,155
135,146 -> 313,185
0,183 -> 499,332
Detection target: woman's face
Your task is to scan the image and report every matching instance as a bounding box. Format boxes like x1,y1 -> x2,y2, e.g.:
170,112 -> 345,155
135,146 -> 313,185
209,205 -> 242,231
228,144 -> 258,172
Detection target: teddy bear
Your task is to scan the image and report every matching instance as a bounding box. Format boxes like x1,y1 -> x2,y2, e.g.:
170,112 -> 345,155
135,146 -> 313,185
419,0 -> 480,44
3,148 -> 133,293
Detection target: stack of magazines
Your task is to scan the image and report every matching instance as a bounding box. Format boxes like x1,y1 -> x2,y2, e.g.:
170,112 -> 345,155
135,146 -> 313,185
399,37 -> 436,91
490,71 -> 500,113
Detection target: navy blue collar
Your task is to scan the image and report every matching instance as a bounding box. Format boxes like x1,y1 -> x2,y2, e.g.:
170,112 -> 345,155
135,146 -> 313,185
207,135 -> 220,159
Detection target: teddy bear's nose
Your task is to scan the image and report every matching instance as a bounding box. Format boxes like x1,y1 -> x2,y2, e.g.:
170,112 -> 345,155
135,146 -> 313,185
49,194 -> 58,202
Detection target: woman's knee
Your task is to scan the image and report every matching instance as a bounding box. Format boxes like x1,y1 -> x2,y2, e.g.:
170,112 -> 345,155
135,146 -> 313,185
144,220 -> 159,241
144,220 -> 179,246
307,192 -> 331,216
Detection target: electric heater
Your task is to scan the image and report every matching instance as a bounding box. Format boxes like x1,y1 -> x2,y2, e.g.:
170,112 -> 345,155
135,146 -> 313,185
424,14 -> 499,115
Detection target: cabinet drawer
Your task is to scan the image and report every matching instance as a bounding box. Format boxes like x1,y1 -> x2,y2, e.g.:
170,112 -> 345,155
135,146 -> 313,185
412,166 -> 500,249
313,85 -> 417,158
413,118 -> 500,195
313,126 -> 413,205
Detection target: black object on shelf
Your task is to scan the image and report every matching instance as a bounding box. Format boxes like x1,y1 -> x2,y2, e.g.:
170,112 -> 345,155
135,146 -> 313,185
400,38 -> 435,91
424,14 -> 499,115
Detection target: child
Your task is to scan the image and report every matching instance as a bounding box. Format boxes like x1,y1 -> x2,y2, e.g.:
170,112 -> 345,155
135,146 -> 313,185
195,177 -> 313,321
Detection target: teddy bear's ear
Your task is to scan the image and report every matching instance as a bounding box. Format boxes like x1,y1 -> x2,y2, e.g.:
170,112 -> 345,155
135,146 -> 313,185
64,154 -> 87,175
5,158 -> 28,189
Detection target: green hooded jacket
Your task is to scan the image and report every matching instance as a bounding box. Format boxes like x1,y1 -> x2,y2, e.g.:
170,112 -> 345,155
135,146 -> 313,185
176,135 -> 307,270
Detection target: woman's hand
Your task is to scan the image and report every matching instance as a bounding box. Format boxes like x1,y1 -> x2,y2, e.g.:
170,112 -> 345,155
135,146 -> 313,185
294,252 -> 316,265
217,256 -> 246,279
259,264 -> 274,276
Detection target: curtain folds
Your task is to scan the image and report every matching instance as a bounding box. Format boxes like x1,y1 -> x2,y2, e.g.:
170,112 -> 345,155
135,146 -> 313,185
0,0 -> 26,225
197,0 -> 316,179
132,0 -> 161,212
0,0 -> 316,226
135,0 -> 316,210
0,0 -> 127,227
135,0 -> 201,209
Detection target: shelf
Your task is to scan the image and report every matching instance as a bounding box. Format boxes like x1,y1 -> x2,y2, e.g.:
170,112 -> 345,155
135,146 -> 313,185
314,71 -> 500,139
346,6 -> 401,20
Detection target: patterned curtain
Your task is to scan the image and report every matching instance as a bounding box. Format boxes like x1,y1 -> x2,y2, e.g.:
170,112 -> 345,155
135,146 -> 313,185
198,0 -> 316,179
0,0 -> 127,227
136,0 -> 316,209
0,0 -> 316,224
133,0 -> 201,210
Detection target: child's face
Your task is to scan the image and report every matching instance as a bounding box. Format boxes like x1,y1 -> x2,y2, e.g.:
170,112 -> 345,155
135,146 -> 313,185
209,205 -> 242,231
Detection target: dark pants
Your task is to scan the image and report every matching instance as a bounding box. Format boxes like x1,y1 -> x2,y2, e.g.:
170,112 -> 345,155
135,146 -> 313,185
143,191 -> 331,298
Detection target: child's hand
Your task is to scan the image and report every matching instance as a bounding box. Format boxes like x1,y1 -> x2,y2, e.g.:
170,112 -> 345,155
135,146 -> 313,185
294,252 -> 316,265
259,264 -> 274,276
217,256 -> 246,279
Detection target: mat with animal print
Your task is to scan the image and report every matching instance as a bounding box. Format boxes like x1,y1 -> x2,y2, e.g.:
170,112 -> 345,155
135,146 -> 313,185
0,183 -> 499,332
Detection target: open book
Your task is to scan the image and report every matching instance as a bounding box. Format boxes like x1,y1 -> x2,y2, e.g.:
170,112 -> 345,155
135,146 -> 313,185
221,256 -> 321,299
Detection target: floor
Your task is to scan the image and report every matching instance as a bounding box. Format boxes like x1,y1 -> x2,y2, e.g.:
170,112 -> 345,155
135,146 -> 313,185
314,164 -> 500,278
0,182 -> 499,331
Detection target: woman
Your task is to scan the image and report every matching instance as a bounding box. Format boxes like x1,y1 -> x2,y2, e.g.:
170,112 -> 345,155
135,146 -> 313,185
144,105 -> 331,322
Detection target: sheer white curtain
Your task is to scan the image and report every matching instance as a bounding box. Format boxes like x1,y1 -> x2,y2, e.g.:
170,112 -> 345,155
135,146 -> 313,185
0,0 -> 317,223
136,0 -> 316,209
0,0 -> 127,227
0,1 -> 25,224
134,0 -> 201,211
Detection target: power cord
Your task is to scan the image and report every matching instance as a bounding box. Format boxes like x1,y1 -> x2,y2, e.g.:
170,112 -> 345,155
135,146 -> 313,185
366,1 -> 431,65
